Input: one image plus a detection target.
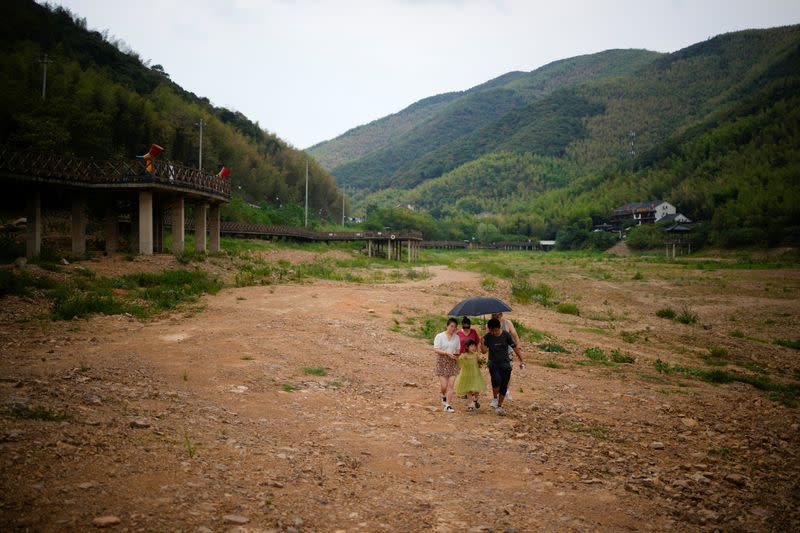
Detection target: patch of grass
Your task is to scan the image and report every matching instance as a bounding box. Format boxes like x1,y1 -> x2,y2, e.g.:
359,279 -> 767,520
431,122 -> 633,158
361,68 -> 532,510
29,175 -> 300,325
46,269 -> 222,321
729,329 -> 745,338
656,307 -> 676,320
657,387 -> 688,395
282,383 -> 301,392
8,405 -> 70,421
675,307 -> 699,325
632,271 -> 644,280
510,319 -> 545,343
183,433 -> 197,458
610,348 -> 635,364
542,359 -> 561,369
709,445 -> 733,457
773,338 -> 800,350
560,419 -> 610,440
175,250 -> 206,264
240,356 -> 255,361
653,359 -> 799,406
584,347 -> 607,362
512,280 -> 554,306
0,269 -> 56,297
181,370 -> 189,381
702,346 -> 729,367
538,342 -> 568,353
620,330 -> 639,343
302,366 -> 327,376
480,277 -> 497,291
556,303 -> 580,316
393,313 -> 444,339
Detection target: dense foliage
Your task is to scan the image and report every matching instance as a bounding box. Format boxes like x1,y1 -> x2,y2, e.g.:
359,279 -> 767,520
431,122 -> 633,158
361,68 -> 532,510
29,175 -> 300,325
311,49 -> 660,190
315,25 -> 800,248
0,0 -> 342,221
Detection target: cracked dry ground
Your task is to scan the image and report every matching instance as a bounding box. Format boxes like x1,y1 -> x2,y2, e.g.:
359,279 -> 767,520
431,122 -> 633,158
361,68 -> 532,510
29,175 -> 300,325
1,261 -> 799,532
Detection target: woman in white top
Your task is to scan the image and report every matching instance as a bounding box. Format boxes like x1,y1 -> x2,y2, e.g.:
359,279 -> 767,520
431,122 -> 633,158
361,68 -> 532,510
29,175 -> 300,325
433,317 -> 461,412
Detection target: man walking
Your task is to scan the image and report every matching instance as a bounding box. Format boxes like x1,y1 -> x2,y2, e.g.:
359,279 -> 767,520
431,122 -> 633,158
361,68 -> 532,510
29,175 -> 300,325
481,318 -> 525,415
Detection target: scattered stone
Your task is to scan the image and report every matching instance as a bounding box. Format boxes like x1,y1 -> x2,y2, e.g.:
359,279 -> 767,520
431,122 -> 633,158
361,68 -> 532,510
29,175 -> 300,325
84,394 -> 102,406
14,257 -> 27,269
650,442 -> 665,450
129,419 -> 151,429
92,515 -> 121,527
680,418 -> 698,428
402,382 -> 419,388
223,515 -> 249,525
725,473 -> 747,487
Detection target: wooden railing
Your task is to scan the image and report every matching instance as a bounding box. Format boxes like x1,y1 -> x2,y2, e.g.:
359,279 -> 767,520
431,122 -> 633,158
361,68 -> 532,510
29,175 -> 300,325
178,219 -> 423,242
0,147 -> 230,199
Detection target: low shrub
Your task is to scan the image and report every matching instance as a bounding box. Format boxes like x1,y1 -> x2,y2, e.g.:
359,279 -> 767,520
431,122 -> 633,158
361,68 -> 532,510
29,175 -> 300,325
656,307 -> 676,320
610,349 -> 635,364
675,307 -> 699,324
556,303 -> 580,316
773,338 -> 800,350
584,347 -> 607,362
538,342 -> 568,353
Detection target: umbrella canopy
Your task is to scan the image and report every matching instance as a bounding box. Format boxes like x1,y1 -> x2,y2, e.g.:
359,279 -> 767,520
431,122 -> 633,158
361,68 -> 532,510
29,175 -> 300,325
448,296 -> 512,317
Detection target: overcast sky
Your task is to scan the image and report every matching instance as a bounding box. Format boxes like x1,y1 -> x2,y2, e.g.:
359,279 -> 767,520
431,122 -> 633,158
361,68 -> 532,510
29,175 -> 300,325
48,0 -> 800,149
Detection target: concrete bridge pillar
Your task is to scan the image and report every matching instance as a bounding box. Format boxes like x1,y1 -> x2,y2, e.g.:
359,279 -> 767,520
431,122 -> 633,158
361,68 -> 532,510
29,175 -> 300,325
153,197 -> 165,253
26,191 -> 41,258
171,197 -> 185,254
138,191 -> 153,255
104,207 -> 118,254
208,204 -> 220,253
71,193 -> 87,256
195,203 -> 207,252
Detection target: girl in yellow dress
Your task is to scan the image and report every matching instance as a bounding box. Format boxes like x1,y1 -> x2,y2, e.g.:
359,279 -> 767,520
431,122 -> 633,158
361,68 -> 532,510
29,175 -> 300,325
455,339 -> 486,411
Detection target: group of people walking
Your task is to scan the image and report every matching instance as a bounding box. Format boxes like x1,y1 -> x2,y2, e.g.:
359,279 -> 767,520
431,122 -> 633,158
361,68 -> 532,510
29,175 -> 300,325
432,313 -> 525,416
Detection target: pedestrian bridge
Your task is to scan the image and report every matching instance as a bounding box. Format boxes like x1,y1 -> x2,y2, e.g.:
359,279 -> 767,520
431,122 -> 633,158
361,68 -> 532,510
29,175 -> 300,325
0,147 -> 229,258
0,148 -> 423,261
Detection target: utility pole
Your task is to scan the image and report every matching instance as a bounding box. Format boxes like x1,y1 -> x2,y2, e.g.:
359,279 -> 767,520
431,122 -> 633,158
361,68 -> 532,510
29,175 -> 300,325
304,159 -> 309,227
341,187 -> 345,226
40,53 -> 53,100
197,119 -> 205,170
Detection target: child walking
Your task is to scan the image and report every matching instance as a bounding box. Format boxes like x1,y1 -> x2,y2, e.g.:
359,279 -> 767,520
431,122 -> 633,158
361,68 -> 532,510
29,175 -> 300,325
454,339 -> 486,411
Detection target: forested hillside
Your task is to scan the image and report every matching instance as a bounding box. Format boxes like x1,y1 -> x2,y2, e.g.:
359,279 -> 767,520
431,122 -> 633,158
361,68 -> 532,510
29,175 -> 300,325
0,0 -> 341,224
310,49 -> 660,191
323,26 -> 800,247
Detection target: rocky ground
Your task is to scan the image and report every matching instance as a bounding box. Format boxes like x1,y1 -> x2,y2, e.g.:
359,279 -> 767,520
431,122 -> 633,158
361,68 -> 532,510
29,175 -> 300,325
1,251 -> 798,532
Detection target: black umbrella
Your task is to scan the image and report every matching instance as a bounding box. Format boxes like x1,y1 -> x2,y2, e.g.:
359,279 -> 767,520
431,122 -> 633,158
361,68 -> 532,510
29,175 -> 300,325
448,296 -> 512,317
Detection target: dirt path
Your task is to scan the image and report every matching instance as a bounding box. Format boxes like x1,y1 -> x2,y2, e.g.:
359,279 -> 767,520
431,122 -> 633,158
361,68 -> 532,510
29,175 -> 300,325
1,259 -> 799,532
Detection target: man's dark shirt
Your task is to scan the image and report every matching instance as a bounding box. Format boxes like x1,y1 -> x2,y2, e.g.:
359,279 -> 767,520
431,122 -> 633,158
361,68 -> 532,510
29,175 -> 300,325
483,331 -> 516,369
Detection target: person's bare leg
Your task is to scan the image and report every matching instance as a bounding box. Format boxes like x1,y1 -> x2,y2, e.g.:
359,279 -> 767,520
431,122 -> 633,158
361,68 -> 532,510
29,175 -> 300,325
446,375 -> 457,407
439,377 -> 448,405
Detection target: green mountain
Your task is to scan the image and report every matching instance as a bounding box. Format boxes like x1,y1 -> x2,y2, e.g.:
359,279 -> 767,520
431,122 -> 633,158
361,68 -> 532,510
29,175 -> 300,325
315,26 -> 800,247
309,49 -> 661,190
0,0 -> 341,223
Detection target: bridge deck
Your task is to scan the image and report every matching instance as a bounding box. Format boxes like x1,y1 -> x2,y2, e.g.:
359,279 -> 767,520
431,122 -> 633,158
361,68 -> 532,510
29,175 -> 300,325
0,148 -> 230,202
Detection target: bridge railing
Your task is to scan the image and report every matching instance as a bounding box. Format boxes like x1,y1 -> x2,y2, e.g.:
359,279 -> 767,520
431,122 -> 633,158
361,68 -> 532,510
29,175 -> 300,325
0,147 -> 230,199
179,219 -> 423,241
